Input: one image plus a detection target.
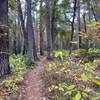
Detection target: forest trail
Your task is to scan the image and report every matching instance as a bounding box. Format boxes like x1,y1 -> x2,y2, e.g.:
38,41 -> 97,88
18,57 -> 48,100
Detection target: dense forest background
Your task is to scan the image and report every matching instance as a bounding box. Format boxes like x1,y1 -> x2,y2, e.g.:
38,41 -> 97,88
0,0 -> 100,100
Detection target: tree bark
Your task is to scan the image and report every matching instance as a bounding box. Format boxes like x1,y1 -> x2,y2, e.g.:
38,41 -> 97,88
40,0 -> 44,55
51,0 -> 57,49
45,0 -> 52,59
0,0 -> 10,77
17,0 -> 28,54
83,13 -> 88,49
70,0 -> 77,52
71,0 -> 77,41
26,0 -> 37,63
77,0 -> 81,48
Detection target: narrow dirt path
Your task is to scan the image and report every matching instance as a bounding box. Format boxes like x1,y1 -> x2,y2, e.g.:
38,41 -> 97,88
18,57 -> 48,100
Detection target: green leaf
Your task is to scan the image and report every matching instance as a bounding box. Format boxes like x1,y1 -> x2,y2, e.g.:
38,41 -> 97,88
81,73 -> 89,81
66,85 -> 75,90
65,91 -> 72,95
74,92 -> 81,100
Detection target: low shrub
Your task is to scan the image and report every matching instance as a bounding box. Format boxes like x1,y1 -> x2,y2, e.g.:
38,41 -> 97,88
52,50 -> 69,60
9,54 -> 28,75
88,48 -> 100,61
42,58 -> 100,100
0,54 -> 29,93
48,83 -> 90,100
72,49 -> 87,58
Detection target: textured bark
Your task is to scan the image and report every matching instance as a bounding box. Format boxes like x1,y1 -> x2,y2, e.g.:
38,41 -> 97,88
77,0 -> 81,48
0,0 -> 10,77
94,0 -> 100,21
26,0 -> 37,63
16,16 -> 21,54
71,0 -> 77,41
70,0 -> 77,52
17,0 -> 28,54
45,0 -> 52,59
83,13 -> 88,49
91,7 -> 98,22
13,6 -> 17,54
40,0 -> 44,55
26,0 -> 34,63
51,0 -> 57,49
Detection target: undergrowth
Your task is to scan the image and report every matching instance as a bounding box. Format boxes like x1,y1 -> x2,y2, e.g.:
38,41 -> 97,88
0,54 -> 31,96
42,49 -> 100,100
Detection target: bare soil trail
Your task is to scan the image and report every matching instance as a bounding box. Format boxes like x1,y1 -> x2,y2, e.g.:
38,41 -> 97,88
18,57 -> 48,100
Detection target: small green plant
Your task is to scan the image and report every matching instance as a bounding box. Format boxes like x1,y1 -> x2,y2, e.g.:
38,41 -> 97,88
81,63 -> 95,81
1,54 -> 28,93
9,54 -> 28,74
52,50 -> 69,60
42,52 -> 99,100
72,49 -> 87,58
88,48 -> 100,61
92,93 -> 100,100
48,83 -> 89,100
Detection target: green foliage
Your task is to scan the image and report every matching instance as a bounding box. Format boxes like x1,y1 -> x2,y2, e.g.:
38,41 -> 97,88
93,59 -> 100,70
10,54 -> 28,75
42,52 -> 100,100
52,50 -> 69,60
9,0 -> 16,10
42,61 -> 86,99
0,54 -> 28,93
81,63 -> 95,81
92,94 -> 100,100
48,83 -> 89,100
72,49 -> 87,58
88,48 -> 100,58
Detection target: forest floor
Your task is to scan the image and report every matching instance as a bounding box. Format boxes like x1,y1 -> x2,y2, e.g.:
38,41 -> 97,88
18,56 -> 48,100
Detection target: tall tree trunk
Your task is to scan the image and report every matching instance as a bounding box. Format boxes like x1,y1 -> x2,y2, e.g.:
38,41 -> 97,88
13,5 -> 17,54
17,0 -> 28,54
0,0 -> 10,77
45,0 -> 52,59
26,0 -> 37,63
77,0 -> 81,48
71,0 -> 77,41
34,11 -> 38,54
26,0 -> 34,63
51,0 -> 57,49
88,2 -> 92,22
40,0 -> 44,55
94,0 -> 100,22
83,13 -> 88,49
91,7 -> 98,22
70,0 -> 77,52
16,16 -> 21,54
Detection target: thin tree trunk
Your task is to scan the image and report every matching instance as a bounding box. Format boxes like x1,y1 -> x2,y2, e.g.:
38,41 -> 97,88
16,16 -> 21,54
94,0 -> 100,22
51,0 -> 57,49
0,0 -> 10,77
91,7 -> 98,22
17,0 -> 28,54
40,0 -> 44,55
45,0 -> 52,59
70,0 -> 77,52
83,13 -> 88,49
77,0 -> 81,48
13,5 -> 17,54
71,0 -> 77,41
